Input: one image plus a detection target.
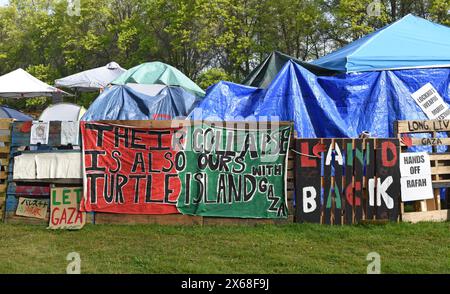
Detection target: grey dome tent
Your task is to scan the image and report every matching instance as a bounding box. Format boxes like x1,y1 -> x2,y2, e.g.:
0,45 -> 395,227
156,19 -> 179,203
39,103 -> 86,121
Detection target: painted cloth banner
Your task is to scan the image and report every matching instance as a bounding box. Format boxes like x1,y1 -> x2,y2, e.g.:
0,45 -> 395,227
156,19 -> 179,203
177,123 -> 292,218
16,197 -> 49,219
81,122 -> 183,214
49,187 -> 86,229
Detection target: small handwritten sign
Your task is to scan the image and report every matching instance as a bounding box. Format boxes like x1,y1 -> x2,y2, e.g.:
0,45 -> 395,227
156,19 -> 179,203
16,197 -> 49,219
411,83 -> 450,120
399,152 -> 434,202
49,187 -> 85,230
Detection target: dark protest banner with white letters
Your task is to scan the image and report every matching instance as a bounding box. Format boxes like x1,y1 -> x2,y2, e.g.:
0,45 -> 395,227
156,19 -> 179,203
80,122 -> 184,214
295,138 -> 401,224
294,138 -> 322,223
177,123 -> 292,218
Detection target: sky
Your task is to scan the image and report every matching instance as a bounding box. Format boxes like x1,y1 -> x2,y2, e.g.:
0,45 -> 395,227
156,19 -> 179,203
0,0 -> 9,6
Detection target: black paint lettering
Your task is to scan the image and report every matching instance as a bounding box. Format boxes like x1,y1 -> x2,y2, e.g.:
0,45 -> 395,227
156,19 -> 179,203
86,173 -> 104,204
114,127 -> 129,148
131,152 -> 145,173
85,123 -> 113,147
148,130 -> 170,150
109,150 -> 121,173
164,174 -> 178,204
85,150 -> 106,171
131,129 -> 147,150
130,175 -> 146,203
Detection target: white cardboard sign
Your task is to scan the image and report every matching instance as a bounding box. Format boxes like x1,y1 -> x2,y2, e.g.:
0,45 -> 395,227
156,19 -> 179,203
400,176 -> 433,202
399,152 -> 433,202
399,152 -> 431,176
30,121 -> 49,145
411,83 -> 450,120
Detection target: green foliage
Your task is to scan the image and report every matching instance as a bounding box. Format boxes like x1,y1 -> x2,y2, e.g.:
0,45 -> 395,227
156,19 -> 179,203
430,0 -> 450,26
197,68 -> 232,90
0,0 -> 448,113
26,64 -> 58,84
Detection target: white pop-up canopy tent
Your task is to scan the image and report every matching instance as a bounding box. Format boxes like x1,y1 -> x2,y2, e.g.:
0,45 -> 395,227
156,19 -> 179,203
55,62 -> 126,92
0,68 -> 70,98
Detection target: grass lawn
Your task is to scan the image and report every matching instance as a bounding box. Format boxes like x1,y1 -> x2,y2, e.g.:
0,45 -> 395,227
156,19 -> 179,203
0,222 -> 448,274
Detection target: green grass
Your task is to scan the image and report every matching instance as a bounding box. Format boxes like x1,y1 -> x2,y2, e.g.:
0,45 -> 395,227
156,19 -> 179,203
0,222 -> 448,273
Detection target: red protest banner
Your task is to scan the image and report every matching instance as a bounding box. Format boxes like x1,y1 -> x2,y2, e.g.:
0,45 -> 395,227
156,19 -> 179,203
80,122 -> 185,214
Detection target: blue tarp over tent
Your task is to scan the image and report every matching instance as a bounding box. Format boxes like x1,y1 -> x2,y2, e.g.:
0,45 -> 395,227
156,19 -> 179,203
0,105 -> 32,120
311,14 -> 450,72
82,84 -> 201,121
190,61 -> 450,138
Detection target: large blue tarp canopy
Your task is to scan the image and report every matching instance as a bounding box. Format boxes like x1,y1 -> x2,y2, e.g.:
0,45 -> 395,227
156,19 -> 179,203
190,61 -> 450,138
311,14 -> 450,72
82,84 -> 201,121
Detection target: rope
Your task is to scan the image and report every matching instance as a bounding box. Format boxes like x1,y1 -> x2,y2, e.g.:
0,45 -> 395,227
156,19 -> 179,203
290,148 -> 321,158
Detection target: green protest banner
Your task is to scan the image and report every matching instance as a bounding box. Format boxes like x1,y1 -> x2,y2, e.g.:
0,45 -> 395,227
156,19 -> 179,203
177,123 -> 292,218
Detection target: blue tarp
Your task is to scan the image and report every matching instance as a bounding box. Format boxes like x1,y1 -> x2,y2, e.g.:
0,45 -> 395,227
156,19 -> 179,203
190,61 -> 450,138
0,105 -> 32,120
82,84 -> 201,121
311,14 -> 450,72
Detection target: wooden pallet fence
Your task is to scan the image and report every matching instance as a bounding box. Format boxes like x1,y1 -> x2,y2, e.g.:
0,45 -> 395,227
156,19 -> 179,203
394,120 -> 450,223
4,121 -> 85,224
0,118 -> 13,221
294,138 -> 401,224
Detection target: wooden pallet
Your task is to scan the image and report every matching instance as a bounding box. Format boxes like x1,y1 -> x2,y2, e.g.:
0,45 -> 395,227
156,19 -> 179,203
0,119 -> 13,221
4,121 -> 85,224
394,120 -> 450,222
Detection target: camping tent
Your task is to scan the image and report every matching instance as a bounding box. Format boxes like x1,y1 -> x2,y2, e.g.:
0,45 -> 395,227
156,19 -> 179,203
39,103 -> 86,121
0,68 -> 69,98
242,51 -> 336,88
311,14 -> 450,72
55,62 -> 126,92
82,84 -> 201,121
112,62 -> 205,97
0,105 -> 32,120
190,60 -> 450,138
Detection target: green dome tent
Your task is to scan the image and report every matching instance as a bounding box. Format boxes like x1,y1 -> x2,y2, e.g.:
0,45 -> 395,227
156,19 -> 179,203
112,61 -> 205,97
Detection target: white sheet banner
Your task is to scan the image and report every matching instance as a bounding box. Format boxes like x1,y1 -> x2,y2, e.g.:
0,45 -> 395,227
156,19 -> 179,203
61,121 -> 80,145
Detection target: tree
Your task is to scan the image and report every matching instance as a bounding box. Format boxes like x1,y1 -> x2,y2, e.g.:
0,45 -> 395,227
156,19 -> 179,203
0,0 -> 448,114
197,68 -> 232,90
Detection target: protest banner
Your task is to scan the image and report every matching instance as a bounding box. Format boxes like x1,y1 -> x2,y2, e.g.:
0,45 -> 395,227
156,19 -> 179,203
295,138 -> 401,224
176,123 -> 292,218
15,197 -> 49,219
81,122 -> 183,214
49,187 -> 85,229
